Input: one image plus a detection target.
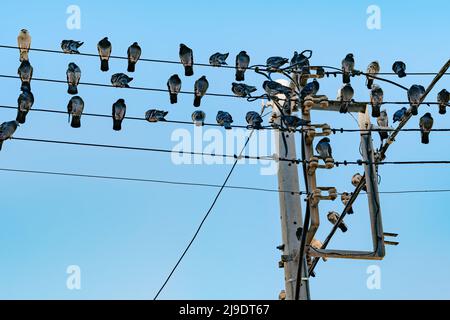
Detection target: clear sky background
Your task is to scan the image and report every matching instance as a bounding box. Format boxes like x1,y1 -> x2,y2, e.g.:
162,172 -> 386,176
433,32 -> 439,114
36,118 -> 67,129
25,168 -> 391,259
0,0 -> 450,300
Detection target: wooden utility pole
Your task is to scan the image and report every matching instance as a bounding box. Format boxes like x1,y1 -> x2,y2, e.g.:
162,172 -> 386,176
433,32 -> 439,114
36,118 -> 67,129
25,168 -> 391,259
272,80 -> 310,301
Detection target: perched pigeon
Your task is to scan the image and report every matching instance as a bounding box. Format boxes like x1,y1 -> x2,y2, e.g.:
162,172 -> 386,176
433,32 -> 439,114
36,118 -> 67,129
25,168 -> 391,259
216,111 -> 233,129
341,192 -> 354,215
192,110 -> 206,127
17,29 -> 31,62
61,40 -> 84,54
127,42 -> 142,72
393,107 -> 407,123
300,79 -> 320,99
408,84 -> 425,116
291,50 -> 310,71
366,61 -> 380,89
179,44 -> 194,76
315,137 -> 332,160
338,83 -> 354,114
194,76 -> 209,107
145,109 -> 168,122
246,111 -> 263,130
97,37 -> 112,72
419,112 -> 434,144
310,239 -> 328,262
209,52 -> 229,67
263,80 -> 292,97
281,115 -> 310,132
111,73 -> 133,88
67,96 -> 84,128
377,110 -> 389,142
16,91 -> 34,124
392,61 -> 407,78
370,85 -> 384,118
231,82 -> 257,98
66,62 -> 81,95
112,99 -> 126,131
437,89 -> 450,115
266,56 -> 289,71
0,121 -> 19,151
167,74 -> 182,104
18,60 -> 33,92
341,53 -> 355,84
235,51 -> 250,81
351,173 -> 367,192
327,211 -> 348,233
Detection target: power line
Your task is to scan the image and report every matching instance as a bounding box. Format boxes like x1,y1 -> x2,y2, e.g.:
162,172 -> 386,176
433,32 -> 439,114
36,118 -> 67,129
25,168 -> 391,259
0,167 -> 301,195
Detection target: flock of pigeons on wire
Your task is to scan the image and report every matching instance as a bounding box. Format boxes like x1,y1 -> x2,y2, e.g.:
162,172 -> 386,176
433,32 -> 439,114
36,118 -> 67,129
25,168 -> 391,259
0,29 -> 446,151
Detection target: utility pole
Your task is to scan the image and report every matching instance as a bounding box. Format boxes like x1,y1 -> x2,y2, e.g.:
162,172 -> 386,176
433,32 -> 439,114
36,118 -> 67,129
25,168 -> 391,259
272,81 -> 310,301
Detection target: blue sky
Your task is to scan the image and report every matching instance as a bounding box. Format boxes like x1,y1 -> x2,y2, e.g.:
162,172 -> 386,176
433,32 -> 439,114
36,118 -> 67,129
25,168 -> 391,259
0,0 -> 450,300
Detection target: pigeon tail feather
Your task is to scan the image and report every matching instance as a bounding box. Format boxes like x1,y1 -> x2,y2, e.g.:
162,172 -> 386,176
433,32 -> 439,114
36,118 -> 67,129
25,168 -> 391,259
67,85 -> 78,95
127,61 -> 136,73
439,106 -> 447,115
235,70 -> 245,81
113,119 -> 122,131
339,224 -> 348,233
421,132 -> 430,144
411,106 -> 418,116
372,106 -> 381,118
343,73 -> 351,84
71,116 -> 81,128
20,51 -> 29,62
170,93 -> 178,104
184,66 -> 194,77
100,60 -> 109,72
224,122 -> 232,130
367,79 -> 374,90
193,96 -> 202,107
16,110 -> 27,124
21,82 -> 31,92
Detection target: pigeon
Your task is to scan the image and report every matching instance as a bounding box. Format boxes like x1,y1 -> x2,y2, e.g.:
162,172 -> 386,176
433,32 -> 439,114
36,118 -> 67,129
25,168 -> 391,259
61,40 -> 84,54
66,62 -> 81,95
145,109 -> 168,122
0,121 -> 19,151
281,115 -> 310,132
291,51 -> 310,72
366,61 -> 380,89
393,107 -> 407,123
263,81 -> 292,97
111,73 -> 134,88
192,110 -> 206,127
300,79 -> 320,99
327,211 -> 348,233
209,52 -> 229,67
246,111 -> 263,130
17,29 -> 31,62
112,99 -> 126,131
315,137 -> 332,160
97,37 -> 112,72
216,111 -> 233,129
370,85 -> 384,118
179,44 -> 194,76
194,76 -> 209,107
419,112 -> 434,144
231,82 -> 257,98
18,60 -> 33,92
351,173 -> 367,192
338,83 -> 354,114
377,110 -> 389,142
341,53 -> 355,84
392,61 -> 407,78
67,96 -> 84,128
16,90 -> 34,124
310,239 -> 328,262
408,84 -> 425,116
127,42 -> 142,72
235,51 -> 250,81
437,89 -> 450,115
266,56 -> 289,71
167,74 -> 182,104
341,192 -> 354,215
